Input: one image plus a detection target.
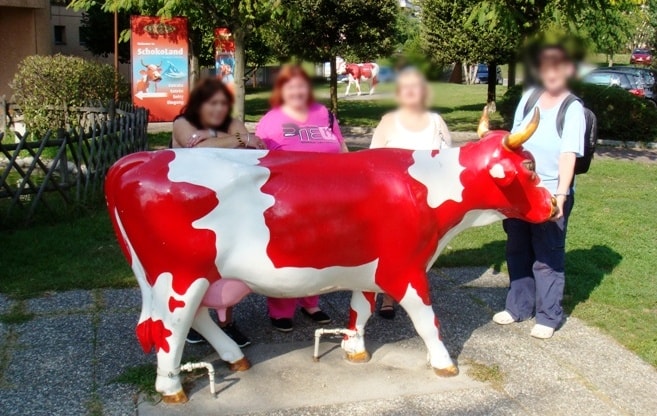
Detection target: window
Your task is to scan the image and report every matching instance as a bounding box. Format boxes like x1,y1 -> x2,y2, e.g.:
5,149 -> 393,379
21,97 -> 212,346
54,25 -> 66,45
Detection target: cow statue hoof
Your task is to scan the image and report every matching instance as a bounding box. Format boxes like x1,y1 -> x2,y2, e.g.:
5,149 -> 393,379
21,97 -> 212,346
345,350 -> 371,363
161,390 -> 188,404
433,364 -> 459,377
229,357 -> 251,372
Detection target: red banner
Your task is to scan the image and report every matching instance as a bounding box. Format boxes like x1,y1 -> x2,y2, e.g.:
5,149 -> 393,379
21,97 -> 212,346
215,28 -> 235,94
131,16 -> 189,122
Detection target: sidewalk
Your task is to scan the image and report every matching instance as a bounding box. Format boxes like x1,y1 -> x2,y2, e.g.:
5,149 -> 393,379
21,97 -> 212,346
1,267 -> 656,415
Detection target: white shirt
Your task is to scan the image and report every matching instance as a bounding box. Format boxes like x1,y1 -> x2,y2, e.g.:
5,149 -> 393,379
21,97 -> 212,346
371,111 -> 451,150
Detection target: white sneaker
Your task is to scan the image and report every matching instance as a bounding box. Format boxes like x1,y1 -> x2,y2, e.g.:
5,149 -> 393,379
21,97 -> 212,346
530,324 -> 555,339
492,311 -> 516,325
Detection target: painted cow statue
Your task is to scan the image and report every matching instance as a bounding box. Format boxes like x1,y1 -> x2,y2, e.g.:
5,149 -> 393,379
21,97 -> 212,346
135,60 -> 163,93
105,109 -> 554,403
337,58 -> 380,96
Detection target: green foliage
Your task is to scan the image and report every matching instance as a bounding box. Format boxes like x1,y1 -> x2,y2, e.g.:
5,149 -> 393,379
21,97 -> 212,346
10,55 -> 128,134
79,4 -> 131,63
270,0 -> 399,62
422,0 -> 520,67
498,83 -> 657,141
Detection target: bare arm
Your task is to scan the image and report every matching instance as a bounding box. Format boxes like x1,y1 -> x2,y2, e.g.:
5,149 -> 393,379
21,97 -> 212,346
172,117 -> 264,149
227,119 -> 266,149
553,152 -> 576,221
436,115 -> 452,147
369,115 -> 390,149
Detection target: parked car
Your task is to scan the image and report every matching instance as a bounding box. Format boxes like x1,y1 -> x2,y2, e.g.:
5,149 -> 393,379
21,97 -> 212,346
607,66 -> 657,106
583,69 -> 645,99
630,48 -> 652,65
337,74 -> 349,83
377,66 -> 396,83
474,64 -> 503,85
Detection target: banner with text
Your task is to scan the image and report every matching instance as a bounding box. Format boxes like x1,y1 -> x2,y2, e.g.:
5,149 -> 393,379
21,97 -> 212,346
131,16 -> 189,122
215,28 -> 235,94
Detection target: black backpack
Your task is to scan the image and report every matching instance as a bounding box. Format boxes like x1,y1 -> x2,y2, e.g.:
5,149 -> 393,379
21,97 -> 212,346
523,88 -> 597,174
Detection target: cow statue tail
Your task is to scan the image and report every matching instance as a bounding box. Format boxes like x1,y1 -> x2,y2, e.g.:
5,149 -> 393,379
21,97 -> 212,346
105,152 -> 159,353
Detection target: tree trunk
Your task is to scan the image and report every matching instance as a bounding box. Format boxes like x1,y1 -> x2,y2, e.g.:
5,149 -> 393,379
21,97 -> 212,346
188,29 -> 201,87
608,54 -> 614,67
329,56 -> 339,116
233,24 -> 246,122
487,62 -> 496,110
508,61 -> 516,88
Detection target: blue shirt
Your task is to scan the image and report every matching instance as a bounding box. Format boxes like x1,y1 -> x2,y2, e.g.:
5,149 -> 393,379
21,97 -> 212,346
513,88 -> 586,194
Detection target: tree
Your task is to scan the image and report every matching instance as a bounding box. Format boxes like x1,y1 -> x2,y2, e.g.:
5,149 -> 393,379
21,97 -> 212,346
421,0 -> 520,104
79,4 -> 131,63
268,0 -> 399,115
580,6 -> 635,66
70,0 -> 282,121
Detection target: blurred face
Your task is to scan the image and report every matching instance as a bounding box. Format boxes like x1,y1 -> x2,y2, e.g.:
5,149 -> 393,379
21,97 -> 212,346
199,90 -> 230,128
396,73 -> 427,110
281,76 -> 311,110
538,49 -> 574,93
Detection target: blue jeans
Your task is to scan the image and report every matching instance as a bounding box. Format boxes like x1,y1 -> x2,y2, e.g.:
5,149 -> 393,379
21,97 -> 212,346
503,195 -> 574,328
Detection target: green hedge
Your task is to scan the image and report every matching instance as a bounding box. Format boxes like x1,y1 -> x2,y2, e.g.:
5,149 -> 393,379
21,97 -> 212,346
10,54 -> 129,134
498,83 -> 657,142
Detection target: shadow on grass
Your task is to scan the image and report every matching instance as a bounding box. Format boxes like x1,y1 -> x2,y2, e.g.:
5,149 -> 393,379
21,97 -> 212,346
563,245 -> 622,313
439,241 -> 623,315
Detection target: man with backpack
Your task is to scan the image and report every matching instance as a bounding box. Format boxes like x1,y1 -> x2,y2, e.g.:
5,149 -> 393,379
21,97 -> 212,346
493,45 -> 594,339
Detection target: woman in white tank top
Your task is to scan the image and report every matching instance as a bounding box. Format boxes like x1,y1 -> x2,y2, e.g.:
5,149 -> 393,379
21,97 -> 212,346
370,68 -> 452,151
369,67 -> 453,319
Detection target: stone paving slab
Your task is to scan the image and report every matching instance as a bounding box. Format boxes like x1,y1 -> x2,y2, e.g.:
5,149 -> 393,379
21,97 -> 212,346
25,290 -> 93,314
1,267 -> 656,416
0,293 -> 13,315
139,340 -> 485,416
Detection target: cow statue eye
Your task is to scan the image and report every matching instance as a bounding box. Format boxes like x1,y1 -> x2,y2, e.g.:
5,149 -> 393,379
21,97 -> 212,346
522,160 -> 536,172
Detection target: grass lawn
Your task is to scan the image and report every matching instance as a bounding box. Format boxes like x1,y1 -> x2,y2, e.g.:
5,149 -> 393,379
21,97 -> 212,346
245,82 -> 506,131
0,158 -> 655,367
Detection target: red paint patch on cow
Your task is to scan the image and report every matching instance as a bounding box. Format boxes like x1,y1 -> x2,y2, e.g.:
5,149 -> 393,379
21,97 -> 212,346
258,149 -> 439,302
168,297 -> 186,312
106,150 -> 221,295
431,149 -> 440,157
434,316 -> 443,340
135,318 -> 172,353
364,292 -> 376,313
347,307 -> 357,331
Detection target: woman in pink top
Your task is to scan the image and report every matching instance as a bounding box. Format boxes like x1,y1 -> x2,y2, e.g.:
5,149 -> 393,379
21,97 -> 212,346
256,64 -> 347,332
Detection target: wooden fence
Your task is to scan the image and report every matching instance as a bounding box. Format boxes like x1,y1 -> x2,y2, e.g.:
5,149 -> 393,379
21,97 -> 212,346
0,100 -> 148,225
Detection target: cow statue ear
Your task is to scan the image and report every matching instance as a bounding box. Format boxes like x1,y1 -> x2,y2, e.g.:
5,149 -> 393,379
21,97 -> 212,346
487,158 -> 517,187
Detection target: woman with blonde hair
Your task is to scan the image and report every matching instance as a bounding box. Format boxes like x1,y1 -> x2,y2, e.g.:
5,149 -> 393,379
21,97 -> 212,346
370,67 -> 452,319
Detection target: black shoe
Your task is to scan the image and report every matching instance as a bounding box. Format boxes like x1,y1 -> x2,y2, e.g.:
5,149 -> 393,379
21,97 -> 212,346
222,323 -> 251,348
186,328 -> 207,344
271,318 -> 294,332
301,309 -> 332,324
378,305 -> 396,320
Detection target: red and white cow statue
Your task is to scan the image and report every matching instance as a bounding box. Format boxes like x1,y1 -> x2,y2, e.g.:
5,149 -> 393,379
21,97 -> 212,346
135,60 -> 163,93
105,108 -> 554,403
337,58 -> 380,96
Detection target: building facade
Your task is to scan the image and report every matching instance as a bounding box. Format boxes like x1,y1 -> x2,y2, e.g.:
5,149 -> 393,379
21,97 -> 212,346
0,0 -> 52,97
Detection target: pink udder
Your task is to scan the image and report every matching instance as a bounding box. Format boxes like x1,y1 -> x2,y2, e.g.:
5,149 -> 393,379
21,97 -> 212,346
201,279 -> 252,321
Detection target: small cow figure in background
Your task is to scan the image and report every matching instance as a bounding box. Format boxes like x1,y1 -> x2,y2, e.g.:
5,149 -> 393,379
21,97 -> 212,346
105,108 -> 555,403
337,58 -> 380,96
135,60 -> 163,93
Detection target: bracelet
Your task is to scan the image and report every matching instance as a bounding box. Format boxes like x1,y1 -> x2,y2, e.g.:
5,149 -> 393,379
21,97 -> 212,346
246,133 -> 251,148
235,132 -> 245,147
554,193 -> 569,198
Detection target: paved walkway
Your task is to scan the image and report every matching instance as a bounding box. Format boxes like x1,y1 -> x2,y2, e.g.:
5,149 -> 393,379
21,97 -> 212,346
1,267 -> 656,415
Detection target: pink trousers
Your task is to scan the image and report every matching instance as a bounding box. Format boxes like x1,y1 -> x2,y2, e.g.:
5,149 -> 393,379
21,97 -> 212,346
267,296 -> 319,319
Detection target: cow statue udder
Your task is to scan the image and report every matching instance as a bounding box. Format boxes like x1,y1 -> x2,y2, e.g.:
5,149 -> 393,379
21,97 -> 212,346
105,108 -> 554,403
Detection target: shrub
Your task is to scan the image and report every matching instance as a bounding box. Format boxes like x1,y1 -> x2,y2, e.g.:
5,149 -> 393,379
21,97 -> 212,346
498,83 -> 657,142
10,54 -> 129,134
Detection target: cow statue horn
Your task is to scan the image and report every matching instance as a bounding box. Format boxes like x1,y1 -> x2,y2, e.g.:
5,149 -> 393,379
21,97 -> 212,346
141,59 -> 147,67
477,106 -> 490,138
504,107 -> 540,150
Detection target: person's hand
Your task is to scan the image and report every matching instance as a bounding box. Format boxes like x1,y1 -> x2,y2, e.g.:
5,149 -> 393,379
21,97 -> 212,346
245,134 -> 266,150
551,194 -> 566,222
